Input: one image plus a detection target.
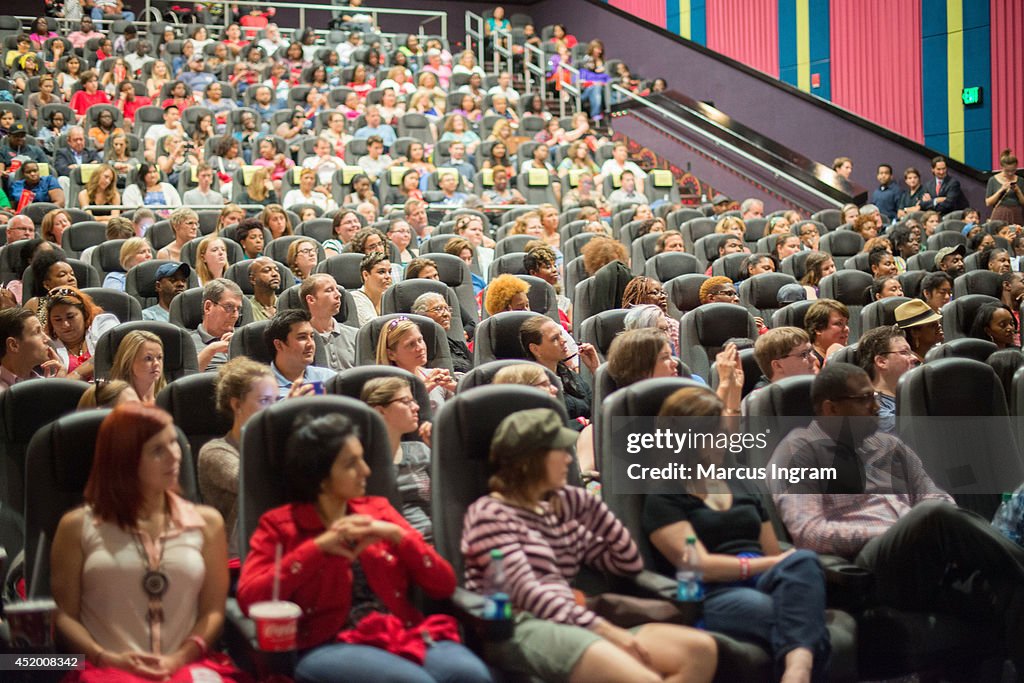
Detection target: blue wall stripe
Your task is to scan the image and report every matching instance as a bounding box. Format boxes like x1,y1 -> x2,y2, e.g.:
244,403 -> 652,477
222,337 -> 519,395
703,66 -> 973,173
921,0 -> 949,155
778,0 -> 797,88
807,0 -> 830,100
961,1 -> 991,170
691,0 -> 706,46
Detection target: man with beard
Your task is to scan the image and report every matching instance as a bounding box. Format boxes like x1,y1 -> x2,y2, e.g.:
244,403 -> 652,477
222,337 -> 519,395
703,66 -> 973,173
142,262 -> 190,322
248,257 -> 280,321
934,244 -> 966,278
769,363 -> 1024,671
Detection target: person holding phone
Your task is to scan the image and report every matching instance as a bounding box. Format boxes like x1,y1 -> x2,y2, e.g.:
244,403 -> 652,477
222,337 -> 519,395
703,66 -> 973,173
987,149 -> 1024,225
266,309 -> 335,399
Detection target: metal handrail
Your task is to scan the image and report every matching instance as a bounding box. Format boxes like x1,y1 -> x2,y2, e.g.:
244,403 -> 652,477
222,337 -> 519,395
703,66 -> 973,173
556,62 -> 582,118
610,84 -> 843,207
465,11 -> 485,68
523,42 -> 546,101
492,25 -> 514,77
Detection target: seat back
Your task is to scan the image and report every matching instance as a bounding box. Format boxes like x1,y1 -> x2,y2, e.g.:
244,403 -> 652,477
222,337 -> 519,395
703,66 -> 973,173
62,222 -> 107,259
709,252 -> 748,282
380,279 -> 466,342
577,308 -> 629,360
896,358 -> 1023,517
24,411 -> 195,594
770,299 -> 815,330
294,218 -> 336,244
315,253 -> 367,290
779,251 -> 811,281
941,294 -> 1000,340
739,272 -> 797,322
562,232 -> 600,264
678,303 -> 758,378
860,296 -> 911,331
353,313 -> 454,370
906,250 -> 938,272
480,274 -> 559,323
425,252 -> 478,322
680,217 -> 717,252
493,234 -> 535,258
81,287 -> 143,323
326,366 -> 433,424
0,379 -> 89,514
628,233 -> 662,275
155,373 -> 233,463
487,252 -> 528,279
21,258 -> 100,296
644,252 -> 700,283
923,338 -> 998,363
471,311 -> 539,365
456,359 -> 562,395
239,397 -> 396,560
953,270 -> 1001,299
818,230 -> 864,268
89,239 -> 128,278
94,321 -> 199,380
664,273 -> 710,318
430,385 -> 570,574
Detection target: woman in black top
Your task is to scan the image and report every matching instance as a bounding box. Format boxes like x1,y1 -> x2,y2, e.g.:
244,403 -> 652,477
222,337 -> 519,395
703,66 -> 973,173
642,383 -> 831,683
519,314 -> 598,426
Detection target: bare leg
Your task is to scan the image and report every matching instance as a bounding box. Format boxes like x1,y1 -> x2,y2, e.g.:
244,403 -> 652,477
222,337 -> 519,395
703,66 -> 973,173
569,640 -> 662,683
780,646 -> 813,683
635,623 -> 718,683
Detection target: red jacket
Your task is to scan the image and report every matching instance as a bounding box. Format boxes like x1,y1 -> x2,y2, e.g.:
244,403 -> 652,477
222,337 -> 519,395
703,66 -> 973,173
237,497 -> 456,651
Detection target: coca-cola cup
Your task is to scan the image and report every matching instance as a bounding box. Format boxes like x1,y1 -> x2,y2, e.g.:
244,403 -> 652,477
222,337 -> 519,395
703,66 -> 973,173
249,601 -> 301,652
5,599 -> 56,649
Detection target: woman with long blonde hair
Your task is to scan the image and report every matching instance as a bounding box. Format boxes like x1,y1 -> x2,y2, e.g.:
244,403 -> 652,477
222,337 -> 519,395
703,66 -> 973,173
196,235 -> 229,285
79,163 -> 122,222
109,330 -> 167,403
244,167 -> 278,206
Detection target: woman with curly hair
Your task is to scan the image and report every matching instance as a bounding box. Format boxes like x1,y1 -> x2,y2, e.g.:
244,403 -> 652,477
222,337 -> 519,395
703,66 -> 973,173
622,276 -> 679,353
484,274 -> 531,316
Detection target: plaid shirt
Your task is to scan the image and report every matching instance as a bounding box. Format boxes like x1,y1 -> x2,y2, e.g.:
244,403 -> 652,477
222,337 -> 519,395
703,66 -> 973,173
770,421 -> 953,559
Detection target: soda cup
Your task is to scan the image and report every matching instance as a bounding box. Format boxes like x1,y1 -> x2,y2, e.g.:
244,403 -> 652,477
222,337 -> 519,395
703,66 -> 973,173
249,601 -> 301,652
5,599 -> 56,649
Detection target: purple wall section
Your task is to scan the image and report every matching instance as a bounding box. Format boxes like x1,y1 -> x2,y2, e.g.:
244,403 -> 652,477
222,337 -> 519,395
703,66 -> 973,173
526,0 -> 986,208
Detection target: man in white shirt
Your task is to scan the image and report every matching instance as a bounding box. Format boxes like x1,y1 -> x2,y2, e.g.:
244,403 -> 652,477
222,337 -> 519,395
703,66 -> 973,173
486,71 -> 520,104
599,141 -> 646,191
302,274 -> 357,372
144,104 -> 185,157
335,32 -> 363,65
124,41 -> 155,79
257,24 -> 289,56
606,170 -> 648,208
356,135 -> 394,183
302,136 -> 344,186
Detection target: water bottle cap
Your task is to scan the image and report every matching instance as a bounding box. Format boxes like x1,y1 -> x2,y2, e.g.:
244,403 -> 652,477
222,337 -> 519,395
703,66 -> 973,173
685,535 -> 697,544
490,549 -> 504,560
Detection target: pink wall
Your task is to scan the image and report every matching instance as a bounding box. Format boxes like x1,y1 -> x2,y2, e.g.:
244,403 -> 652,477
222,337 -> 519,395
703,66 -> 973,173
705,0 -> 779,77
608,0 -> 667,27
830,0 -> 923,143
990,0 -> 1024,168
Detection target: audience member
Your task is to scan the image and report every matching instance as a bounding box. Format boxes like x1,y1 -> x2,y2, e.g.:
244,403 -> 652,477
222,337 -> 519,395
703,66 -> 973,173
109,330 -> 166,404
265,309 -> 334,397
857,325 -> 916,433
752,326 -> 817,390
247,257 -> 279,321
192,279 -> 243,371
143,262 -> 191,322
302,273 -> 357,371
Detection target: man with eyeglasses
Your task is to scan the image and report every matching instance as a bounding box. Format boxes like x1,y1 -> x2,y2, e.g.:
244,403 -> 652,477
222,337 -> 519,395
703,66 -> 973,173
698,276 -> 740,305
265,309 -> 336,398
302,274 -> 356,371
751,326 -> 818,391
193,279 -> 244,371
857,325 -> 917,434
771,363 -> 1024,667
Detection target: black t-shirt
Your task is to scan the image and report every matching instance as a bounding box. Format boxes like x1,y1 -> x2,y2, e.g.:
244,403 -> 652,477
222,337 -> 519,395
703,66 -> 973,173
642,486 -> 769,578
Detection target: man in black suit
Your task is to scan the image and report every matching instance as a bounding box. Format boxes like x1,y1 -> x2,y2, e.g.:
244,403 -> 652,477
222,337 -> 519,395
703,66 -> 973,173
53,126 -> 102,179
920,155 -> 966,215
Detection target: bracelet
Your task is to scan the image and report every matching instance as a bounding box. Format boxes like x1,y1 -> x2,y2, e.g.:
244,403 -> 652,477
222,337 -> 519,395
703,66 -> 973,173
187,635 -> 208,657
738,557 -> 750,581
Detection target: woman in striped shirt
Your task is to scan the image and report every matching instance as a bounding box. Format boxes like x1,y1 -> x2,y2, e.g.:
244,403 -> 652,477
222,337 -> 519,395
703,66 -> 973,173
461,408 -> 717,683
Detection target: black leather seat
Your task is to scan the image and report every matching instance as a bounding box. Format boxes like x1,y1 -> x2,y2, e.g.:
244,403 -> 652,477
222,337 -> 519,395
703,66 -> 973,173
456,359 -> 562,396
81,287 -> 143,322
710,252 -> 748,281
924,338 -> 998,363
678,303 -> 758,379
740,272 -> 798,324
860,296 -> 911,331
125,259 -> 201,308
21,257 -> 100,295
471,311 -> 538,365
818,231 -> 864,269
953,270 -> 1001,299
941,294 -> 1000,341
314,253 -> 365,290
771,300 -> 814,330
326,365 -> 433,423
664,273 -> 709,318
577,308 -> 629,359
155,373 -> 233,462
480,274 -> 559,323
381,278 -> 466,341
644,252 -> 700,283
94,320 -> 199,380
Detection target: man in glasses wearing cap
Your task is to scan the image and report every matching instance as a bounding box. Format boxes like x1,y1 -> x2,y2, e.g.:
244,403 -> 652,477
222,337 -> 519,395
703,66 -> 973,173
142,262 -> 191,322
895,299 -> 943,362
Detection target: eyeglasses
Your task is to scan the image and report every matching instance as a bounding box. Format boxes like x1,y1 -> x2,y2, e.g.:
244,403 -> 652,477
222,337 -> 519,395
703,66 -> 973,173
880,350 -> 916,357
711,289 -> 739,298
387,396 -> 418,408
833,392 -> 877,404
215,301 -> 241,316
426,304 -> 452,315
783,349 -> 814,361
296,247 -> 317,256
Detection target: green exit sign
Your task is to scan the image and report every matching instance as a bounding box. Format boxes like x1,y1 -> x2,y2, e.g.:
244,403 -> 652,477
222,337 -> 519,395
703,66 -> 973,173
961,86 -> 983,106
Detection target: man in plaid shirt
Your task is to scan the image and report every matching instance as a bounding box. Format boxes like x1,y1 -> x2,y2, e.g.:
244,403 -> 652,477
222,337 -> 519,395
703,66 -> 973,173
769,363 -> 1024,669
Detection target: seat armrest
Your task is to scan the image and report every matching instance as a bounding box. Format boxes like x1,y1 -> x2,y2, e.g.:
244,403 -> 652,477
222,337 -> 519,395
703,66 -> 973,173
818,554 -> 874,612
432,587 -> 514,642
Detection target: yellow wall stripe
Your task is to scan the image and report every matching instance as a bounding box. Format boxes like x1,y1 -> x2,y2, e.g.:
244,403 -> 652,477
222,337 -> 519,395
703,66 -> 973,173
679,0 -> 691,39
946,0 -> 964,161
796,0 -> 810,92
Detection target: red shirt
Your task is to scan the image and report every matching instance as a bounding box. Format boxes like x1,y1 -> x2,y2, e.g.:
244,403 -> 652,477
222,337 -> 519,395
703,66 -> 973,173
69,89 -> 110,116
120,95 -> 153,122
236,497 -> 455,651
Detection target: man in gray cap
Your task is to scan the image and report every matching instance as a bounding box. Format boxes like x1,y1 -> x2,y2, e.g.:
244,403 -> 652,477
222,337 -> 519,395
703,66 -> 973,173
142,262 -> 191,322
710,194 -> 732,215
777,283 -> 807,306
934,244 -> 965,278
895,299 -> 943,362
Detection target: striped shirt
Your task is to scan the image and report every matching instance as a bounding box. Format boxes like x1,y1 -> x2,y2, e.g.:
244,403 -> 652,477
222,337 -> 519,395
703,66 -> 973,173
461,486 -> 642,628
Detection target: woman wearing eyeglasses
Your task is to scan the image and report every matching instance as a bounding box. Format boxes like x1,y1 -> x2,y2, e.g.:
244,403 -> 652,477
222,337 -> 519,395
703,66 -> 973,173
287,237 -> 320,283
412,292 -> 472,374
362,376 -> 435,541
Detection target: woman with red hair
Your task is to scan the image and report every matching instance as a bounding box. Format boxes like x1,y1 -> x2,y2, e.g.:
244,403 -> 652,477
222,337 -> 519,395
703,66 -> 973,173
51,404 -> 242,682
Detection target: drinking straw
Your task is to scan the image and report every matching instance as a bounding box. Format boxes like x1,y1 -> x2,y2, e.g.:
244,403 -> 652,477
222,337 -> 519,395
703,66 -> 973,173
272,543 -> 282,602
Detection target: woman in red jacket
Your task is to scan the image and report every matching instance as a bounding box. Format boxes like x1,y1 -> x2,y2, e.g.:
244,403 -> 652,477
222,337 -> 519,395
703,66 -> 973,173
237,413 -> 491,683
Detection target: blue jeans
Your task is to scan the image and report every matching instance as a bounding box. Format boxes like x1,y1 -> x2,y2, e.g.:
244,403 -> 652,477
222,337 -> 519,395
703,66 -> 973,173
703,549 -> 831,683
581,85 -> 604,119
296,640 -> 492,683
91,8 -> 136,21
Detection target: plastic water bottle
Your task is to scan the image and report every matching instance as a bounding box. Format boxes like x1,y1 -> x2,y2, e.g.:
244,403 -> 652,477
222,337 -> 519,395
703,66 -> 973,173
482,549 -> 511,620
993,491 -> 1023,546
676,536 -> 704,601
